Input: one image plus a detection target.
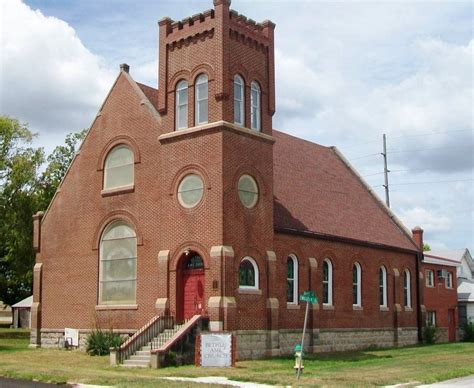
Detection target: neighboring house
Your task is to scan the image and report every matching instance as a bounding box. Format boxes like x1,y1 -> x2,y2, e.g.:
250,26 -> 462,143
0,301 -> 12,327
12,296 -> 32,329
426,249 -> 474,327
420,247 -> 459,342
30,0 -> 423,359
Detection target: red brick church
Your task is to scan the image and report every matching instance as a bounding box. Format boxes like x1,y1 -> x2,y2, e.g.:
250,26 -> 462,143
30,0 -> 426,359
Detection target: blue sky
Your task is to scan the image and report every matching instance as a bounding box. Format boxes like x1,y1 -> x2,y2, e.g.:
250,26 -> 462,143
1,0 -> 473,250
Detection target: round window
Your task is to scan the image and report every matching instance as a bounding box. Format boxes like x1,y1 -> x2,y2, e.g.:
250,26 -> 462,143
178,174 -> 204,208
238,174 -> 259,208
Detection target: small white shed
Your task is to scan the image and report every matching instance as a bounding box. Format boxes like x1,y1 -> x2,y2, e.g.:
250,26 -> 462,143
12,296 -> 32,329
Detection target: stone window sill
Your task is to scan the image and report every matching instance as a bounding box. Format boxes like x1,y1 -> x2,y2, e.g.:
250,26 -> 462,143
404,307 -> 413,312
322,304 -> 334,310
380,306 -> 389,312
238,288 -> 262,295
101,185 -> 135,197
353,305 -> 363,311
286,304 -> 300,310
95,304 -> 138,311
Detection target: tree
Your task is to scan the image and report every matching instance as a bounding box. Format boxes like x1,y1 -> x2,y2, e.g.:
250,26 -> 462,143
423,243 -> 431,252
37,129 -> 87,210
0,116 -> 44,306
0,116 -> 87,306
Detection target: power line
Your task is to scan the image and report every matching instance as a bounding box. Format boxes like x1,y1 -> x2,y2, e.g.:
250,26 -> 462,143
388,145 -> 473,154
348,152 -> 381,161
388,129 -> 473,140
362,167 -> 445,177
373,178 -> 474,187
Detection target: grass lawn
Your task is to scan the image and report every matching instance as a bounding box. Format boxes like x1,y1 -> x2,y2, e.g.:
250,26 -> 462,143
1,329 -> 473,387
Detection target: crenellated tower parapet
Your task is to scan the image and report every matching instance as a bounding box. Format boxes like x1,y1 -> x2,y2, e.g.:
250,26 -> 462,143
157,0 -> 275,135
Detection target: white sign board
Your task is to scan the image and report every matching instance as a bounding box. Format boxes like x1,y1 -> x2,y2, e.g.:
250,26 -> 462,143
64,328 -> 79,347
200,333 -> 232,367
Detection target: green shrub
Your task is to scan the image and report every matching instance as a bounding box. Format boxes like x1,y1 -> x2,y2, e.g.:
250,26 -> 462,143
462,322 -> 474,342
423,325 -> 439,344
86,329 -> 123,356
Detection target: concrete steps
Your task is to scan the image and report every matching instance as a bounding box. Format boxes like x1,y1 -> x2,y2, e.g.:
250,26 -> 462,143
121,322 -> 186,367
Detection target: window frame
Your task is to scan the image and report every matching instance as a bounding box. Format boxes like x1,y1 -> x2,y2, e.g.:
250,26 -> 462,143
237,174 -> 259,209
352,262 -> 362,307
322,258 -> 333,306
238,256 -> 259,290
404,269 -> 412,308
427,311 -> 436,327
103,145 -> 134,191
286,254 -> 299,305
446,272 -> 453,289
98,221 -> 137,305
379,266 -> 388,308
176,79 -> 189,130
234,74 -> 245,126
195,73 -> 208,125
425,269 -> 435,287
177,173 -> 204,209
250,81 -> 261,131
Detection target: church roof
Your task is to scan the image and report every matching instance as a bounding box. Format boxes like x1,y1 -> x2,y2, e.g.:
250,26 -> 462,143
272,130 -> 418,252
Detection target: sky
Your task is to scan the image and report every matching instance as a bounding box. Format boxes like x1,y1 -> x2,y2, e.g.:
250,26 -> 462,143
1,0 -> 472,251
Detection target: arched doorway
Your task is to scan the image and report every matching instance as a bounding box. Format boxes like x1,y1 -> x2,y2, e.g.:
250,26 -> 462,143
178,251 -> 205,321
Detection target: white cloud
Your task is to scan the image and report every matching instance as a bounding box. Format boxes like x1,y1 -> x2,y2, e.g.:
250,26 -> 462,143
399,206 -> 452,233
0,0 -> 115,151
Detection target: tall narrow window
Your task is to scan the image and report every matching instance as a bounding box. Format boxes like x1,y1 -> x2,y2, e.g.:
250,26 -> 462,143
195,74 -> 208,125
234,75 -> 244,126
104,145 -> 134,190
239,257 -> 259,290
404,269 -> 411,308
250,81 -> 261,131
176,80 -> 188,130
99,221 -> 137,305
287,255 -> 298,304
379,266 -> 387,308
446,272 -> 453,289
353,262 -> 362,307
323,259 -> 333,305
426,270 -> 435,287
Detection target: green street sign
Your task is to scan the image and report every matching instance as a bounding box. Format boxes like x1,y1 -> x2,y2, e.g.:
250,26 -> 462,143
299,291 -> 317,304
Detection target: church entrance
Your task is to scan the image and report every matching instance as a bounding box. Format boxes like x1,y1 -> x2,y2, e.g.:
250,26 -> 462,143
179,251 -> 205,322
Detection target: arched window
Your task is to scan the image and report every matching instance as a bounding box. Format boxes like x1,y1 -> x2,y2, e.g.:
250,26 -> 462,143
250,81 -> 261,131
99,221 -> 137,305
195,74 -> 208,125
239,257 -> 259,289
234,75 -> 245,126
323,259 -> 333,305
379,266 -> 388,308
176,80 -> 188,130
352,262 -> 362,307
287,254 -> 298,304
103,145 -> 134,190
404,269 -> 411,308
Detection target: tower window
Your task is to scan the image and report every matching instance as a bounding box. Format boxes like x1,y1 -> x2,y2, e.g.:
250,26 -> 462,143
238,174 -> 258,208
234,75 -> 245,126
177,174 -> 204,208
195,74 -> 208,125
176,80 -> 188,130
250,81 -> 261,131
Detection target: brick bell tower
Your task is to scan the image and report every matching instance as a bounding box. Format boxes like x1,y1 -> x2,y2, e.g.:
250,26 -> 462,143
156,0 -> 277,332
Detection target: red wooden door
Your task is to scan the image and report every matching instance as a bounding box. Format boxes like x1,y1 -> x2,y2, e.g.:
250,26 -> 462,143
182,269 -> 204,320
448,309 -> 455,342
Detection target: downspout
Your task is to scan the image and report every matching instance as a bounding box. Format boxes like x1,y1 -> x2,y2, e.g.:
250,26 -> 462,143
415,250 -> 423,342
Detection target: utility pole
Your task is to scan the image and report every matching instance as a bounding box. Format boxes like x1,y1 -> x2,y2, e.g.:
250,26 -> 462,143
382,133 -> 390,208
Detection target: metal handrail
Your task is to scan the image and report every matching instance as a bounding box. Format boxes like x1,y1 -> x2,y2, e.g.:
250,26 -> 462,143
115,315 -> 173,364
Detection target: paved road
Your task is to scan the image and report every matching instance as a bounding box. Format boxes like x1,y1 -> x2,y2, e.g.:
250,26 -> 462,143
418,375 -> 474,387
0,377 -> 70,387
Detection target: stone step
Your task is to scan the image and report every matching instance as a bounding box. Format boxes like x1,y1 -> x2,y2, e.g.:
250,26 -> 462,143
123,359 -> 150,368
136,350 -> 151,356
129,355 -> 151,361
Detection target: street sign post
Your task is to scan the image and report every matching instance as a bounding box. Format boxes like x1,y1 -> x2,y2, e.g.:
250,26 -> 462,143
297,291 -> 318,380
